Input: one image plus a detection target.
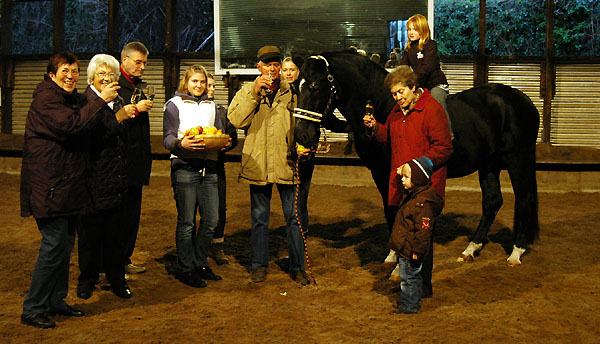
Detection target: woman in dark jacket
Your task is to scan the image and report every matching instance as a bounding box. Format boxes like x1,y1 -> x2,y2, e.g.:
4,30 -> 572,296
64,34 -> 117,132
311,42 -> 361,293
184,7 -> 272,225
76,54 -> 137,301
20,52 -> 121,329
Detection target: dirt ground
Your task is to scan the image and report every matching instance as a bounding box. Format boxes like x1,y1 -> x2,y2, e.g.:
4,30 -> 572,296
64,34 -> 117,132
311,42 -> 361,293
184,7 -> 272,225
1,164 -> 599,343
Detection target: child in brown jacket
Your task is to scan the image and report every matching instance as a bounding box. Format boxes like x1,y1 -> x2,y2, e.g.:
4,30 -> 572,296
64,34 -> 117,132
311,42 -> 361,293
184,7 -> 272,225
390,156 -> 444,314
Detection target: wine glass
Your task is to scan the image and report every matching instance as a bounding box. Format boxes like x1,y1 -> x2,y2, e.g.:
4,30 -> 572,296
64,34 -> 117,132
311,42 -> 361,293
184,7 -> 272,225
144,85 -> 155,101
131,88 -> 142,105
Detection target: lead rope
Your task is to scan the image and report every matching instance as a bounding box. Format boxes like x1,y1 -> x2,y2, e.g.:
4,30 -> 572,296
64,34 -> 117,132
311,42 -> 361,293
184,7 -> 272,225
294,155 -> 317,285
316,127 -> 330,154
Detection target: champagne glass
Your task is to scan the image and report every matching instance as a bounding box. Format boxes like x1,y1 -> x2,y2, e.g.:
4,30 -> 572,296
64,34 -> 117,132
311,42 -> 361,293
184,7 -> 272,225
131,88 -> 142,105
144,85 -> 155,101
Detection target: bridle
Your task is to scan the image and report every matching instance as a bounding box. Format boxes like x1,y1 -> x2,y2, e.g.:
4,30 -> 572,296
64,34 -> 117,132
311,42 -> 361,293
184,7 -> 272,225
293,55 -> 338,153
293,55 -> 338,124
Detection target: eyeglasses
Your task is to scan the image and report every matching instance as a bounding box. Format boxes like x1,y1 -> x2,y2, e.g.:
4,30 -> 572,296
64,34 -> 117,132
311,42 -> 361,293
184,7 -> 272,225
96,71 -> 116,79
126,56 -> 147,67
59,68 -> 79,76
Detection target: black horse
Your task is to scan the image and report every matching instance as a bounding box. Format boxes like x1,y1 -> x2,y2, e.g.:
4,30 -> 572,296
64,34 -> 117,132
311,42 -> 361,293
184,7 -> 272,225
293,51 -> 539,265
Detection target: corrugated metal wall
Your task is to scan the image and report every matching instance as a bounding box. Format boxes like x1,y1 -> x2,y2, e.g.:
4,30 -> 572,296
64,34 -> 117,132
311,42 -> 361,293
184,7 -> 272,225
9,59 -> 600,148
551,64 -> 600,147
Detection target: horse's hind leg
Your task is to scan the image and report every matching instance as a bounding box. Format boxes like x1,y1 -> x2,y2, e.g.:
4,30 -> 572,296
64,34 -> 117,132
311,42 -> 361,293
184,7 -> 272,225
504,149 -> 539,266
458,168 -> 503,262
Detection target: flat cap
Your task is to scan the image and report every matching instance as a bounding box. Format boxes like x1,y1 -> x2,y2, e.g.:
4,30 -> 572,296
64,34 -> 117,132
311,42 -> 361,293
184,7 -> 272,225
257,45 -> 282,63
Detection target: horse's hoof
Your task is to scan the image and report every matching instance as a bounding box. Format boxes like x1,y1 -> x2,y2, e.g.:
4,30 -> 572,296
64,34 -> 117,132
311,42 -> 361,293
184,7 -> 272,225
507,258 -> 522,266
457,254 -> 474,262
507,245 -> 526,266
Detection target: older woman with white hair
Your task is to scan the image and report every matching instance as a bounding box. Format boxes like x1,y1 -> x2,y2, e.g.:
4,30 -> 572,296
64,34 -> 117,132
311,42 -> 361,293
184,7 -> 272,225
76,54 -> 137,300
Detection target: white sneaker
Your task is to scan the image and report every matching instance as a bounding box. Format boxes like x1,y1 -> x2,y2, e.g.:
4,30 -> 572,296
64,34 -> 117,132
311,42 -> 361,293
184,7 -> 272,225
389,264 -> 401,282
384,249 -> 397,265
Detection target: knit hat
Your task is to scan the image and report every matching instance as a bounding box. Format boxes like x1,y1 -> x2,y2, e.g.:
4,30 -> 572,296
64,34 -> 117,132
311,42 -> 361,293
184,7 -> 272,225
407,156 -> 433,186
257,46 -> 282,63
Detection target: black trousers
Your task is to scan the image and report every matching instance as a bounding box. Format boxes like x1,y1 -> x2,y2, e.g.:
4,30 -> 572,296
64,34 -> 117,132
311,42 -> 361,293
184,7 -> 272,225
78,208 -> 126,287
120,185 -> 143,266
214,167 -> 227,241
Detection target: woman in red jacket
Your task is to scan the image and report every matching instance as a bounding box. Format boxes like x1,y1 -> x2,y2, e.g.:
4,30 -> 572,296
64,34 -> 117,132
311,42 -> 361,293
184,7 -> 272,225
364,65 -> 452,298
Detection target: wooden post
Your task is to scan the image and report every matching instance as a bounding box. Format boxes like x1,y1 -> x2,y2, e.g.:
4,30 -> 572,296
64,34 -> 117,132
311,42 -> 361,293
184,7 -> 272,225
1,0 -> 14,134
53,0 -> 65,53
163,0 -> 178,99
473,0 -> 488,86
541,0 -> 555,144
107,0 -> 120,53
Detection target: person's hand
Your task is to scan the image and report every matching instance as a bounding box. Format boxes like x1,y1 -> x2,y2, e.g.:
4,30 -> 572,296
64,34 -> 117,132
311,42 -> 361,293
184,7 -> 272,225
99,82 -> 120,103
253,74 -> 273,95
136,99 -> 153,113
297,143 -> 314,159
412,253 -> 419,260
220,137 -> 232,151
363,114 -> 376,128
181,135 -> 205,151
115,104 -> 137,123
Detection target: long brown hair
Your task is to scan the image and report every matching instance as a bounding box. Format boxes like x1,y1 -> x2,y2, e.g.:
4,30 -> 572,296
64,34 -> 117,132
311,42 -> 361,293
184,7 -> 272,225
404,14 -> 431,52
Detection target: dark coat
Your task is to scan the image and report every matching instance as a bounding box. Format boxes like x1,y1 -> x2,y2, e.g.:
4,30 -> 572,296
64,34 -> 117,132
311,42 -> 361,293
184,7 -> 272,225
400,39 -> 448,90
118,71 -> 152,186
373,89 -> 452,206
20,76 -> 105,218
84,86 -> 128,211
389,184 -> 444,261
216,102 -> 238,168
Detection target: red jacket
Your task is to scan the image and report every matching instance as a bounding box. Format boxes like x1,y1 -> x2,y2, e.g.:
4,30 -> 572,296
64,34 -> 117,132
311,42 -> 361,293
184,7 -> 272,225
373,89 -> 452,206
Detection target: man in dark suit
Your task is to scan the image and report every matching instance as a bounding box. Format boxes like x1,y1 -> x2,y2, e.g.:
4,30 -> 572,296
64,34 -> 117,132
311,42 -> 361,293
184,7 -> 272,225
117,42 -> 154,274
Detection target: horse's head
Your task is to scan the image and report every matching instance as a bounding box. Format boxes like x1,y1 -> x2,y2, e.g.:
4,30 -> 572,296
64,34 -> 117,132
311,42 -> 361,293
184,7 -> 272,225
293,55 -> 338,149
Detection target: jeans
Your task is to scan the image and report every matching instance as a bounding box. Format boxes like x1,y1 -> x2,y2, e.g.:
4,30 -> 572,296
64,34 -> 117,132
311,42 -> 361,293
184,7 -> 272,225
171,167 -> 218,272
23,216 -> 77,315
250,183 -> 306,271
398,256 -> 422,313
430,85 -> 453,136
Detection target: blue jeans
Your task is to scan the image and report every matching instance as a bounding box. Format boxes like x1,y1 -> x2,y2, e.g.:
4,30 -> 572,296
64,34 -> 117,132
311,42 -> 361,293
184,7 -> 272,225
398,256 -> 422,313
250,183 -> 306,271
23,216 -> 77,315
171,167 -> 218,272
430,85 -> 452,136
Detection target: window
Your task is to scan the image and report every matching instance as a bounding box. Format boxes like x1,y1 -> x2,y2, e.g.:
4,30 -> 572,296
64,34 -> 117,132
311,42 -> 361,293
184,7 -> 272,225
65,0 -> 108,52
486,0 -> 545,56
119,0 -> 165,52
554,0 -> 600,56
435,0 -> 479,55
12,1 -> 53,54
176,0 -> 213,52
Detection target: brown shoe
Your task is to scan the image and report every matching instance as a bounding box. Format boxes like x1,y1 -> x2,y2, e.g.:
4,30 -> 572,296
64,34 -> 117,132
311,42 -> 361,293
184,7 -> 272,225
210,244 -> 229,265
125,263 -> 146,274
251,268 -> 267,283
291,270 -> 310,286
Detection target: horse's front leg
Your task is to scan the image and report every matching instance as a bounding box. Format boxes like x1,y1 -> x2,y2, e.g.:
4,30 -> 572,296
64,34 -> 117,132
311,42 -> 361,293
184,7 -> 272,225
457,168 -> 503,262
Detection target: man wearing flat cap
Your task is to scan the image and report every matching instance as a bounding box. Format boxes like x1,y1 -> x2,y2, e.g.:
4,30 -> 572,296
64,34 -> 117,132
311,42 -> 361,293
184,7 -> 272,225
228,45 -> 310,286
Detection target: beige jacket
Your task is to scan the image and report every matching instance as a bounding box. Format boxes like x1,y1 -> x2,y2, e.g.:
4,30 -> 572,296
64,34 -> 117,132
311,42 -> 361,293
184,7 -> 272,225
228,79 -> 297,185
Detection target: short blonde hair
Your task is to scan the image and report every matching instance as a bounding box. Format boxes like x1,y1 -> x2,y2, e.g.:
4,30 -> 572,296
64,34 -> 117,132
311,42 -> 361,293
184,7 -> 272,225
87,54 -> 120,85
384,65 -> 418,90
177,64 -> 208,94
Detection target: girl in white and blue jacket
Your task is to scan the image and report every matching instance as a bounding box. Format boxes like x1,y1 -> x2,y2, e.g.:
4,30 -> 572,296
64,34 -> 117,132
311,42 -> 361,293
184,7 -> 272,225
163,65 -> 227,288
